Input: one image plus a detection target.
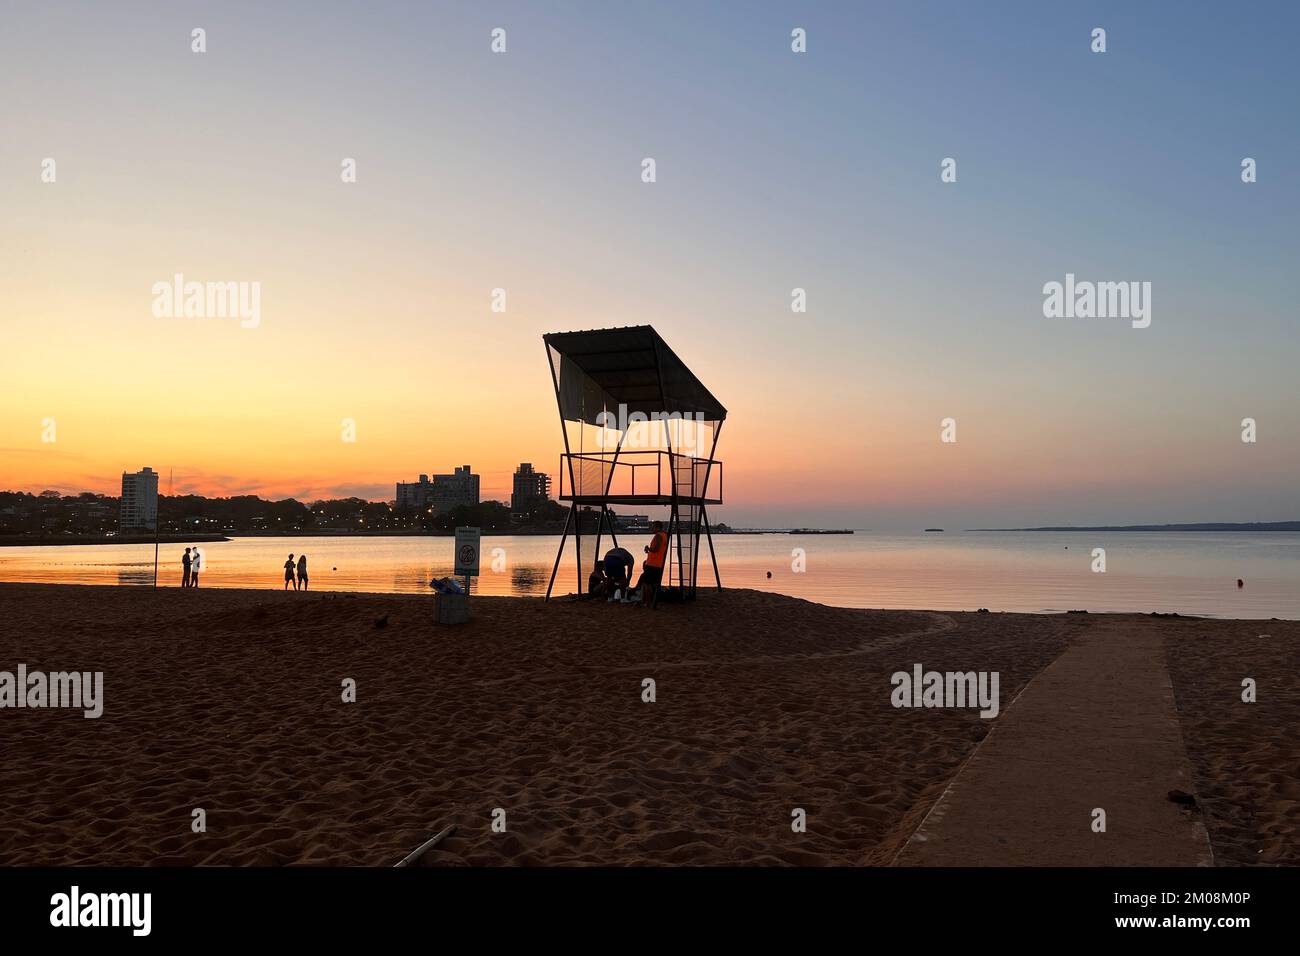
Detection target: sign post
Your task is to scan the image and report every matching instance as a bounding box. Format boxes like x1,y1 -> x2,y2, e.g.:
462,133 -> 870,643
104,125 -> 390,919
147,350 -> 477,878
454,526 -> 480,595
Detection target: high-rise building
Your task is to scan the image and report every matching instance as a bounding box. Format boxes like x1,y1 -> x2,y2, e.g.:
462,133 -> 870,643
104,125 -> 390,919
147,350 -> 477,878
119,467 -> 159,531
396,474 -> 431,511
396,465 -> 480,514
511,462 -> 552,511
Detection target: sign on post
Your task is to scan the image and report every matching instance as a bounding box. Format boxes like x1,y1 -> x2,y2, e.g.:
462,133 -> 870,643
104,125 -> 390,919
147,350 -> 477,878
454,526 -> 481,577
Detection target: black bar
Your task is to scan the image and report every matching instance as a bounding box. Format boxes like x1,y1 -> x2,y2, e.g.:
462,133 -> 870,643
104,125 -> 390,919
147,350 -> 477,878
0,865 -> 1281,944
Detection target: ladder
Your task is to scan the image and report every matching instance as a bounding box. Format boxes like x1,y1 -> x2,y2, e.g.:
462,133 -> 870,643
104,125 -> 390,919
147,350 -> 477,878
670,504 -> 696,592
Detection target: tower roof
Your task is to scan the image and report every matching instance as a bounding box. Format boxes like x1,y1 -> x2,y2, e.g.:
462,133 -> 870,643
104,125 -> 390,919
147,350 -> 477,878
543,325 -> 727,426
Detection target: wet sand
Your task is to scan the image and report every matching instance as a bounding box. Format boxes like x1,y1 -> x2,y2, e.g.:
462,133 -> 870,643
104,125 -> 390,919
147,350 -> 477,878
0,584 -> 1293,865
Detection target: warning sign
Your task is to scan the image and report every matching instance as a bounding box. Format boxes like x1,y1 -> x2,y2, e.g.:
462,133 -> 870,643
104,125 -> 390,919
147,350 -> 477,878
454,526 -> 481,576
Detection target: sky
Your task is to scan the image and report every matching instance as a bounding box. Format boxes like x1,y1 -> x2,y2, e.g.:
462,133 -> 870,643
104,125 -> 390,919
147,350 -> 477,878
2,1 -> 1297,530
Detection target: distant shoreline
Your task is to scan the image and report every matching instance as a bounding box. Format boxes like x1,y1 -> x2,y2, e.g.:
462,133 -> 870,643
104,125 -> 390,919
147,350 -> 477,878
967,522 -> 1300,532
0,528 -> 855,547
11,523 -> 1297,547
0,533 -> 231,548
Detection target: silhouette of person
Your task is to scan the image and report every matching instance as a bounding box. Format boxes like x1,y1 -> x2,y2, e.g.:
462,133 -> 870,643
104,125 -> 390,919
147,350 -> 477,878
284,554 -> 297,591
587,562 -> 609,600
190,547 -> 202,587
182,547 -> 192,588
633,521 -> 668,604
602,546 -> 635,601
297,553 -> 308,590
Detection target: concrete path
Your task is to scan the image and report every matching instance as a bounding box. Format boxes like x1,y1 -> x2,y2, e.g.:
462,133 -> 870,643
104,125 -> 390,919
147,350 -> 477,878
896,620 -> 1214,866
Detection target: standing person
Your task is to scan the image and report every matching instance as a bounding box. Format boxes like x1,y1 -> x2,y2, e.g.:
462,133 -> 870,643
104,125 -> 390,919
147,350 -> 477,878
635,521 -> 669,605
181,547 -> 192,588
284,554 -> 297,591
190,547 -> 202,588
296,553 -> 309,590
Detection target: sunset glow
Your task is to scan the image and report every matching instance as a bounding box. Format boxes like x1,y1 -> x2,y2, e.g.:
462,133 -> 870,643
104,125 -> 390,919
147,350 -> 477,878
2,2 -> 1297,529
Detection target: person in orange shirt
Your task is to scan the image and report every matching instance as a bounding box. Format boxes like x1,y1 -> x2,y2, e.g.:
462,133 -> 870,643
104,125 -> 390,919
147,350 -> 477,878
632,521 -> 669,604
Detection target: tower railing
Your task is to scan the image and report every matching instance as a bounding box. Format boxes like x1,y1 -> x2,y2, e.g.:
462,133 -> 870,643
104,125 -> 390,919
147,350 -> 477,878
557,450 -> 722,504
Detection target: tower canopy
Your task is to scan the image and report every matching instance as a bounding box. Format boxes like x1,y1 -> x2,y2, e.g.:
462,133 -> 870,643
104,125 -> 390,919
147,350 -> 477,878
544,326 -> 727,427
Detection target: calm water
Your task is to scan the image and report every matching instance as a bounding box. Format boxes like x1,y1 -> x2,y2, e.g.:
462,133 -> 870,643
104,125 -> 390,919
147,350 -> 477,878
1,532 -> 1297,619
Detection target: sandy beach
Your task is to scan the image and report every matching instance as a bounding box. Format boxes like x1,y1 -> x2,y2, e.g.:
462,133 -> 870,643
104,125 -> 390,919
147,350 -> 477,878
0,583 -> 1293,866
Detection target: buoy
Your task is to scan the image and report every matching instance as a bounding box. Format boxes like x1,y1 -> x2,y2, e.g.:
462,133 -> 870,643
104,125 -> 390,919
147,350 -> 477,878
766,571 -> 772,579
1237,579 -> 1244,589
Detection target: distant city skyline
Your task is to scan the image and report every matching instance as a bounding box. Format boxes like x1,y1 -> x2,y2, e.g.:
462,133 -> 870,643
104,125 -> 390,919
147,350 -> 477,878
3,2 -> 1298,531
395,465 -> 480,513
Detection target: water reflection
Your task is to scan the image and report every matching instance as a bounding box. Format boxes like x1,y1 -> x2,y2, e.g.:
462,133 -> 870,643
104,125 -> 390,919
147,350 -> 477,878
391,567 -> 437,594
510,565 -> 542,595
1,533 -> 1297,618
116,562 -> 156,586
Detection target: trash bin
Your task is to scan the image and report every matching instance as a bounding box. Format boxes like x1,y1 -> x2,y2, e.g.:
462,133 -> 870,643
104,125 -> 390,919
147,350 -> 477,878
434,591 -> 470,625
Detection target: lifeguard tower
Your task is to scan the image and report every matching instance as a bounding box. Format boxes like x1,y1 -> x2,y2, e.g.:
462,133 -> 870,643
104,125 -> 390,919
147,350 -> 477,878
542,326 -> 726,603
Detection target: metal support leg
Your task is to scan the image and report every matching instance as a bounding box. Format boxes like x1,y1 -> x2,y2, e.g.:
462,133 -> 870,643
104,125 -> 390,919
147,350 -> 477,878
574,508 -> 583,596
545,505 -> 575,601
702,505 -> 722,590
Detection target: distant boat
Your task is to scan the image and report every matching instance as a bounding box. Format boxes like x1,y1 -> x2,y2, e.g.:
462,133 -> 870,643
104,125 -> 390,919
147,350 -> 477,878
924,528 -> 944,532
